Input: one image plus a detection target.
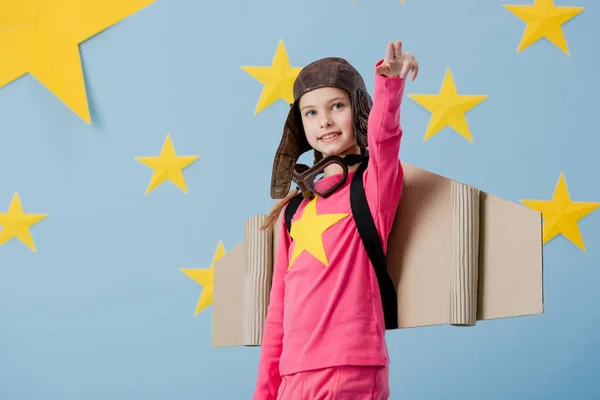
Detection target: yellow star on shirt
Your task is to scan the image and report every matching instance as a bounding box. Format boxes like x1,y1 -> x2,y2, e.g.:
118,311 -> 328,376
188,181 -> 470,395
503,0 -> 585,54
241,39 -> 302,115
180,241 -> 226,316
0,0 -> 155,124
288,196 -> 348,269
408,68 -> 488,143
0,192 -> 48,253
135,134 -> 200,195
521,173 -> 599,251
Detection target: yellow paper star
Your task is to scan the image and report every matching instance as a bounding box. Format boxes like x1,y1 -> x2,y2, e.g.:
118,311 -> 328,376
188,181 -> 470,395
135,134 -> 200,195
0,192 -> 48,253
289,196 -> 348,269
408,68 -> 488,143
241,39 -> 302,115
180,241 -> 226,316
521,173 -> 599,251
503,0 -> 585,54
0,0 -> 155,124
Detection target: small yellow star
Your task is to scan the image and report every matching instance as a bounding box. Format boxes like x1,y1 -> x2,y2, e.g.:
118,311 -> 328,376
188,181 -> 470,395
241,39 -> 302,115
0,0 -> 155,124
408,68 -> 488,143
521,173 -> 599,251
135,134 -> 200,195
289,196 -> 348,269
0,192 -> 48,253
503,0 -> 585,54
180,241 -> 226,316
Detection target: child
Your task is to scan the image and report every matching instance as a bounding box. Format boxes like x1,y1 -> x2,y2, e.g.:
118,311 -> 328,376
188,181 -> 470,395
254,40 -> 418,400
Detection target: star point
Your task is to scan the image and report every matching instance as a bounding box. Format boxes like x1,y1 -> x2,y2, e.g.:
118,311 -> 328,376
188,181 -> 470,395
408,68 -> 488,143
503,0 -> 585,54
241,39 -> 302,115
0,0 -> 155,124
521,173 -> 600,251
288,196 -> 348,269
0,192 -> 48,253
135,134 -> 200,195
180,241 -> 226,316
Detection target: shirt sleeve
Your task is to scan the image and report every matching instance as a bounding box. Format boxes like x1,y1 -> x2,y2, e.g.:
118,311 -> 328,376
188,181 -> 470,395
252,210 -> 291,400
363,59 -> 406,213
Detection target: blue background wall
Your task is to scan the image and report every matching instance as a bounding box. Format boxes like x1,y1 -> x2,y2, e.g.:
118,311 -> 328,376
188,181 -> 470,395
1,0 -> 598,398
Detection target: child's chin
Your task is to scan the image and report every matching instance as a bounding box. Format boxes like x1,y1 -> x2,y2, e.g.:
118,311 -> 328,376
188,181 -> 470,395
321,143 -> 351,157
317,146 -> 339,157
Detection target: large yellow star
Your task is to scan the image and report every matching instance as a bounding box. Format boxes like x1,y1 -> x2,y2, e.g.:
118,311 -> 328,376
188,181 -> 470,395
521,173 -> 599,251
0,192 -> 48,253
241,39 -> 302,115
408,68 -> 488,143
288,196 -> 348,269
503,0 -> 585,54
135,134 -> 200,195
0,0 -> 155,124
180,241 -> 226,316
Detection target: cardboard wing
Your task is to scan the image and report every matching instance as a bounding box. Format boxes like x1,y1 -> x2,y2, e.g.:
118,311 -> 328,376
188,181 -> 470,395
212,162 -> 544,348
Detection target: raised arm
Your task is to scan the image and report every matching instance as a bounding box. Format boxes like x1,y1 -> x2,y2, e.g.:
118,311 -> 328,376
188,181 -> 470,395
252,211 -> 291,400
363,60 -> 406,212
363,41 -> 418,213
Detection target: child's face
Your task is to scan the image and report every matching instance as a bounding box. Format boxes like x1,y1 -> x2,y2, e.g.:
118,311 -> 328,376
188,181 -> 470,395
298,87 -> 358,158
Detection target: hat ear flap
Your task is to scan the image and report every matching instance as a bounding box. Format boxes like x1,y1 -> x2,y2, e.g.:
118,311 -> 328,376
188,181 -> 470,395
353,88 -> 372,149
270,103 -> 307,199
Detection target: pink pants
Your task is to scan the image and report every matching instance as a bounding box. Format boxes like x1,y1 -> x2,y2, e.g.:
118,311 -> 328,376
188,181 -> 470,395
276,365 -> 390,400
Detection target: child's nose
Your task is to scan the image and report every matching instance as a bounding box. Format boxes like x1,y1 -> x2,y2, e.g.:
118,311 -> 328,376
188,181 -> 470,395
320,116 -> 333,128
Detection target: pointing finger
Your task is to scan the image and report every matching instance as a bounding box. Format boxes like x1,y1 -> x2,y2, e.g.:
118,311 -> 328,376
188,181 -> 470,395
386,42 -> 395,61
394,40 -> 403,58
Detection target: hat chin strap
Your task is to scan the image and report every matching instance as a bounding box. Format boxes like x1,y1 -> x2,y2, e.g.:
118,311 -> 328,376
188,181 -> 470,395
340,153 -> 367,166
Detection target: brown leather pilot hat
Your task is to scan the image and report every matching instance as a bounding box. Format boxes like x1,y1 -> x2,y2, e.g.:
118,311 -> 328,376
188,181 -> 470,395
269,57 -> 373,199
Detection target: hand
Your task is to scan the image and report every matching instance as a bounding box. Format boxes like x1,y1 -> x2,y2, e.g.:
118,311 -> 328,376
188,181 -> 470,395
374,40 -> 419,81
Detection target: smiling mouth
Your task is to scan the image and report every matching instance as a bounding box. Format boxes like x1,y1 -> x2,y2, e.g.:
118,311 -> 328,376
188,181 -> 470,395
319,132 -> 341,141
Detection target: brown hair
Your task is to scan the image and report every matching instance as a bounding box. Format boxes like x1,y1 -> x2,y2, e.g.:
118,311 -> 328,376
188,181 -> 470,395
260,188 -> 300,230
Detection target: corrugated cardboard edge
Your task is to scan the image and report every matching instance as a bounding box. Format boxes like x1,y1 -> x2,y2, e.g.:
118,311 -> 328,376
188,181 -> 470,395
450,181 -> 480,326
243,215 -> 273,346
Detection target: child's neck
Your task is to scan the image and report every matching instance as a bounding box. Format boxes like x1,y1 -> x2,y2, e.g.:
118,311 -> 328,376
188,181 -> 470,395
322,150 -> 362,178
323,163 -> 348,177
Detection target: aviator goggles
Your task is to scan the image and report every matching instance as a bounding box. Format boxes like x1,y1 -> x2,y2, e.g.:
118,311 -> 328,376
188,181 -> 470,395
292,154 -> 366,199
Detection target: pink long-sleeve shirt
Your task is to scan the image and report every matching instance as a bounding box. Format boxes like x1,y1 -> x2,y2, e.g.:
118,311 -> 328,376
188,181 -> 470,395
253,60 -> 406,400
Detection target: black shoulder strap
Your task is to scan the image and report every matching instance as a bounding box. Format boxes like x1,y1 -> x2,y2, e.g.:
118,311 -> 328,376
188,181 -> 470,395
284,192 -> 304,233
351,160 -> 399,330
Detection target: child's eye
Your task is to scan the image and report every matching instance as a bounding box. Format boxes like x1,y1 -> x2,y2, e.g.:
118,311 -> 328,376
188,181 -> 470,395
333,102 -> 344,110
305,110 -> 315,117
